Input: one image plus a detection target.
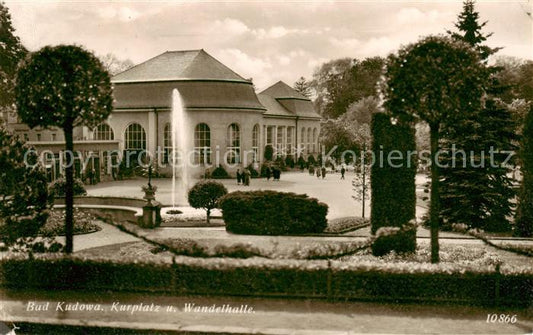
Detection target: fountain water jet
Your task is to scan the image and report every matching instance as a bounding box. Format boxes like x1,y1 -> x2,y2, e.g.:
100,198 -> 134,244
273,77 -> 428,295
171,88 -> 191,207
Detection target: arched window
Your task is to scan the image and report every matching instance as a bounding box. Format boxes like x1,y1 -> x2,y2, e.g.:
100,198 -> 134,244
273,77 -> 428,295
124,123 -> 146,150
124,123 -> 146,166
313,128 -> 318,153
194,123 -> 210,164
252,124 -> 259,161
227,123 -> 240,164
163,123 -> 171,164
307,127 -> 312,153
93,123 -> 114,140
301,127 -> 306,154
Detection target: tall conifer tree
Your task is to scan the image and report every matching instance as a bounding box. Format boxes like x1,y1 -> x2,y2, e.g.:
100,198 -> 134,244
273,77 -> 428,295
440,0 -> 516,232
515,105 -> 533,237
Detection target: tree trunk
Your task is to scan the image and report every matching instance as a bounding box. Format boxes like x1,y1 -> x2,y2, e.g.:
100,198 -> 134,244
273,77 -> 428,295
429,124 -> 440,263
206,208 -> 211,224
64,125 -> 74,254
362,143 -> 366,219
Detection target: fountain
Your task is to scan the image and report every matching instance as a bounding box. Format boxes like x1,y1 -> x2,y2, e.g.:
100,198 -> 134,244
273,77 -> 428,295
171,88 -> 191,207
159,88 -> 222,225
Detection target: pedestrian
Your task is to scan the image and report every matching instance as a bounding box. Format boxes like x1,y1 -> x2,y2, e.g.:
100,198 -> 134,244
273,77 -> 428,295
236,169 -> 242,185
316,167 -> 320,179
86,168 -> 95,185
321,166 -> 326,179
341,166 -> 346,180
309,165 -> 315,176
273,167 -> 280,180
265,166 -> 272,181
244,168 -> 251,186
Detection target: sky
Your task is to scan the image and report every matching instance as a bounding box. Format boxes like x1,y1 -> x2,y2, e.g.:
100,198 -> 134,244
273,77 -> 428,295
5,0 -> 533,91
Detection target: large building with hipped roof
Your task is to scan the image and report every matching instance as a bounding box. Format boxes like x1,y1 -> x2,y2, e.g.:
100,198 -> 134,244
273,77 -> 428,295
7,49 -> 322,181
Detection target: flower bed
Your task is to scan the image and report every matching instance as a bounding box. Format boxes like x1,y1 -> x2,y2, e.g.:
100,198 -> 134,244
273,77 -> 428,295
340,244 -> 503,269
41,208 -> 101,236
469,229 -> 533,257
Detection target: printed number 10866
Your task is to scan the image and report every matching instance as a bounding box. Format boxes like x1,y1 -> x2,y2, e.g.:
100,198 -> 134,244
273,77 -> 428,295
486,314 -> 517,323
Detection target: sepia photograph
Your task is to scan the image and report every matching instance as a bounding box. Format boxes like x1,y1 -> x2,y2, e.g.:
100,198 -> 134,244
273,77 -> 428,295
0,0 -> 532,334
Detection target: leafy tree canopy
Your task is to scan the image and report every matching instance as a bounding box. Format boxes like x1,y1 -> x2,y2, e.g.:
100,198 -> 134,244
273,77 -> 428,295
188,180 -> 228,223
383,35 -> 486,128
494,57 -> 533,104
311,56 -> 384,119
0,2 -> 27,110
343,96 -> 382,127
99,53 -> 134,76
15,44 -> 114,254
15,45 -> 113,130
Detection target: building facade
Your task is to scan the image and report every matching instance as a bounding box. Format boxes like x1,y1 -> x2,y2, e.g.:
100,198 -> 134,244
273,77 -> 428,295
7,49 -> 321,181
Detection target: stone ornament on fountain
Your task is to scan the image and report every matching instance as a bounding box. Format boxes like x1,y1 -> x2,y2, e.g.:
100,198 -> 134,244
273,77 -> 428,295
140,165 -> 162,228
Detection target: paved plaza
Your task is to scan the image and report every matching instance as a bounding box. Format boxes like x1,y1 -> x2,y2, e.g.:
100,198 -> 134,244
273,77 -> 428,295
86,170 -> 391,219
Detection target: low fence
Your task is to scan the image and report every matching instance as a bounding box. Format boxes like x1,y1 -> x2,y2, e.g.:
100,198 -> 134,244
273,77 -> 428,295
0,257 -> 530,307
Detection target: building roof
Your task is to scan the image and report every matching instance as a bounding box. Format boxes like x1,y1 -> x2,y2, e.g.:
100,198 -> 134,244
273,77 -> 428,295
257,94 -> 295,118
112,49 -> 248,83
259,81 -> 321,119
113,81 -> 265,111
111,49 -> 264,111
259,81 -> 310,101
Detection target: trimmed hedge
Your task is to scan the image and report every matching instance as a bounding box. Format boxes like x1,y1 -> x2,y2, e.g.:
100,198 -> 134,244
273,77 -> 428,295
371,113 -> 417,234
370,114 -> 417,256
0,255 -> 531,307
372,221 -> 417,256
219,191 -> 328,235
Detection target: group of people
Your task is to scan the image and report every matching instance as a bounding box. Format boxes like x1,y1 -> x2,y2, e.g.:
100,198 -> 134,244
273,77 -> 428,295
307,165 -> 346,180
235,163 -> 347,185
265,165 -> 281,181
236,168 -> 252,186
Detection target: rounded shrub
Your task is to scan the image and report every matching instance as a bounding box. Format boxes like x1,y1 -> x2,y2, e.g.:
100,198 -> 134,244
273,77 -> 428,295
219,190 -> 328,235
297,156 -> 306,170
188,180 -> 228,223
307,155 -> 316,166
49,178 -> 87,197
284,156 -> 295,169
264,145 -> 274,161
210,165 -> 230,179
